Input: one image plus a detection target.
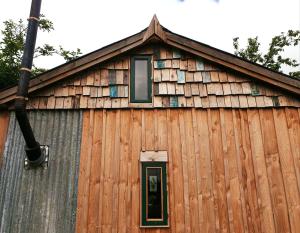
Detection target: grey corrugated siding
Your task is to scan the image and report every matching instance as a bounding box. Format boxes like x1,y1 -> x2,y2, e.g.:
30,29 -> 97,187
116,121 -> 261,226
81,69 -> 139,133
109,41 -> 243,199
0,110 -> 82,233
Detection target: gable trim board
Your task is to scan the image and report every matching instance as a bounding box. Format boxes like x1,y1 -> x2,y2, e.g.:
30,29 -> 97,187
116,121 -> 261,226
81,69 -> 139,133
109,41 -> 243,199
0,15 -> 299,107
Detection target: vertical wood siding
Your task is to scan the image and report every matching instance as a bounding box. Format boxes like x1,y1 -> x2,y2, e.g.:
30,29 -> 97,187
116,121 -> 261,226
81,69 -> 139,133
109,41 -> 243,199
76,108 -> 300,233
0,111 -> 9,167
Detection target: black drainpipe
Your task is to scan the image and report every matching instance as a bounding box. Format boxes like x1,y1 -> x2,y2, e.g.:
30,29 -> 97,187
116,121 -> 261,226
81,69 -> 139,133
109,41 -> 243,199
15,0 -> 45,167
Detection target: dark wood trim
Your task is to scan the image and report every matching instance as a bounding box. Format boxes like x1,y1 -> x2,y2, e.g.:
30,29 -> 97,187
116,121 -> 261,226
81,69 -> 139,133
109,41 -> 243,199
141,162 -> 168,227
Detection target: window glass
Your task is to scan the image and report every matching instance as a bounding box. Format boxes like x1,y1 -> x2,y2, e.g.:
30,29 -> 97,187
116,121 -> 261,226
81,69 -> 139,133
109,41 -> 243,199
147,167 -> 162,220
135,60 -> 148,101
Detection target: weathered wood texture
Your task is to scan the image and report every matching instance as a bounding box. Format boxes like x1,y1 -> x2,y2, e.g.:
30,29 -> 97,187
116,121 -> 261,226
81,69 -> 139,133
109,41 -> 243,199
22,45 -> 300,109
0,111 -> 9,167
76,108 -> 300,233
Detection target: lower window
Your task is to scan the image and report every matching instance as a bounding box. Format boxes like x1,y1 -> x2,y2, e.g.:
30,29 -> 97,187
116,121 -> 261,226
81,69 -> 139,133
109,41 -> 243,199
141,162 -> 168,227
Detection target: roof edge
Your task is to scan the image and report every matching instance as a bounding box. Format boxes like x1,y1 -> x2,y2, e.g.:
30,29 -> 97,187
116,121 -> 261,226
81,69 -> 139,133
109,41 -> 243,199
0,16 -> 299,105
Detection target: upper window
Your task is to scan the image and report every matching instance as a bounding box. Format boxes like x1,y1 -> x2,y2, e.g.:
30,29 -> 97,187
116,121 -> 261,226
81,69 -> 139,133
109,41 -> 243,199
130,56 -> 152,103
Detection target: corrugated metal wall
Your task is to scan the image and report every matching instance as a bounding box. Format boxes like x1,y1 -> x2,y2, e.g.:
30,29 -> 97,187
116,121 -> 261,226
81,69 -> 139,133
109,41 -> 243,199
0,110 -> 82,233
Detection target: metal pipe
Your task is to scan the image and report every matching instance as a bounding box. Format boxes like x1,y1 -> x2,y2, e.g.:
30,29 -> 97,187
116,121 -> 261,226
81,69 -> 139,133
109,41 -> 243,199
15,0 -> 44,166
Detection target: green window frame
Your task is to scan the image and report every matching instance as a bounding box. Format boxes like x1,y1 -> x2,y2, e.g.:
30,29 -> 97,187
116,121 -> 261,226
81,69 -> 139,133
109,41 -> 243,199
130,56 -> 152,103
141,162 -> 168,227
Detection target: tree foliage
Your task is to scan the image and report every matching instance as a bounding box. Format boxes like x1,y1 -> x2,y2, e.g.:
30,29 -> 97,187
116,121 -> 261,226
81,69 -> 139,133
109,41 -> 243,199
233,30 -> 300,79
0,15 -> 82,90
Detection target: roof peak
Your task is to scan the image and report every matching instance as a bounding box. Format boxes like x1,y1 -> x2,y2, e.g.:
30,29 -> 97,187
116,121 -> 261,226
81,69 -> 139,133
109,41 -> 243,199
143,15 -> 167,42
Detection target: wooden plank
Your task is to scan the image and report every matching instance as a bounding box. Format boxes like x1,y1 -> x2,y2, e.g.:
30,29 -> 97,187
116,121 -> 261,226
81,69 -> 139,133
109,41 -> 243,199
219,109 -> 245,233
47,96 -> 55,109
201,97 -> 209,108
83,87 -> 91,96
170,69 -> 178,82
273,109 -> 300,232
196,59 -> 204,71
165,59 -> 172,68
208,96 -> 217,108
68,86 -> 76,96
193,96 -> 202,107
0,111 -> 9,167
239,96 -> 248,108
230,83 -> 243,95
116,70 -> 124,84
207,83 -> 223,95
247,96 -> 257,108
175,84 -> 184,95
216,96 -> 225,108
76,110 -> 94,233
193,72 -> 202,82
100,69 -> 109,86
117,110 -> 131,233
95,98 -> 103,108
94,70 -> 101,86
111,111 -> 121,233
224,96 -> 231,108
202,72 -> 211,83
183,110 -> 200,232
79,96 -> 88,109
87,111 -> 103,233
179,59 -> 188,70
154,69 -> 162,82
195,110 -> 216,232
167,83 -> 176,95
198,84 -> 207,97
86,72 -> 95,85
187,59 -> 196,71
233,110 -> 262,233
172,59 -> 180,69
191,83 -> 199,95
162,69 -> 170,81
75,86 -> 83,95
178,110 -> 191,233
177,70 -> 185,84
166,109 -> 176,232
207,109 -> 230,232
154,97 -> 163,107
170,110 -> 185,232
285,108 -> 300,191
242,82 -> 252,94
184,84 -> 192,97
90,87 -> 98,98
258,109 -> 290,232
131,110 -> 142,233
185,72 -> 194,82
210,72 -> 219,82
231,96 -> 240,108
111,98 -> 121,108
159,83 -> 168,95
218,72 -> 228,82
186,97 -> 193,107
55,97 -> 64,109
63,97 -> 73,109
247,109 -> 276,233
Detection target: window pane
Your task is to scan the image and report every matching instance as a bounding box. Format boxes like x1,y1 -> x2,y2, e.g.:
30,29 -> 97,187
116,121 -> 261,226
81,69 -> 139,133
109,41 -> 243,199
146,167 -> 162,219
135,60 -> 148,100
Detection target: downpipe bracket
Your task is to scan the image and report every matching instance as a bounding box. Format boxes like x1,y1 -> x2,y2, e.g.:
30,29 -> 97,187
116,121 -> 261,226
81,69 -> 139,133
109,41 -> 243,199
24,145 -> 49,170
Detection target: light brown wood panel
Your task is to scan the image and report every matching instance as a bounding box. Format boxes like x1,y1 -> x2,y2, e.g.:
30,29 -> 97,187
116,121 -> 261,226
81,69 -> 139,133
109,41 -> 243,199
76,108 -> 300,233
0,111 -> 9,167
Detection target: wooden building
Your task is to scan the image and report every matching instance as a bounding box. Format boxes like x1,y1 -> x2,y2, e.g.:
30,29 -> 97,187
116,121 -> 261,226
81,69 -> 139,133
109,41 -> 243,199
0,16 -> 300,233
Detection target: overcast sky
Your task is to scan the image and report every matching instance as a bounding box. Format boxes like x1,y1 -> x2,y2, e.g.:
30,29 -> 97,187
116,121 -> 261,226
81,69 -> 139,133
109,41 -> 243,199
0,0 -> 299,73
